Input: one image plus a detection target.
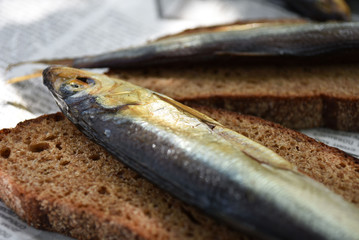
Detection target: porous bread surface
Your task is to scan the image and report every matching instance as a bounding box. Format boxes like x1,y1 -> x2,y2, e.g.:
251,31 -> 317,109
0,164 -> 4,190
109,62 -> 359,130
0,113 -> 249,240
0,110 -> 358,240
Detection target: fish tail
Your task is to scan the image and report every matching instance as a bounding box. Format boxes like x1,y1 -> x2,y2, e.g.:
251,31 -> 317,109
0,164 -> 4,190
6,58 -> 76,84
6,57 -> 75,72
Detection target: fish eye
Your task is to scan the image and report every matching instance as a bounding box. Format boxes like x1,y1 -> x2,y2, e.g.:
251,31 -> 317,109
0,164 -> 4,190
66,77 -> 95,91
76,77 -> 95,85
67,80 -> 86,90
60,77 -> 96,97
70,82 -> 80,88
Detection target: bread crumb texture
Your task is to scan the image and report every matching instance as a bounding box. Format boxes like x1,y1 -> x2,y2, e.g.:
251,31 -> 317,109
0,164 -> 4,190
110,63 -> 359,130
0,113 -> 250,240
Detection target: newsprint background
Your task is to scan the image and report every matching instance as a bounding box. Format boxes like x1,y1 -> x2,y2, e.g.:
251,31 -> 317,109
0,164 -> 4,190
0,0 -> 358,239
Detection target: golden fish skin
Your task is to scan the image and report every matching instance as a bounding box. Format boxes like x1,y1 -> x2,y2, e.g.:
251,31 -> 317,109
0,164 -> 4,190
283,0 -> 351,21
43,67 -> 359,240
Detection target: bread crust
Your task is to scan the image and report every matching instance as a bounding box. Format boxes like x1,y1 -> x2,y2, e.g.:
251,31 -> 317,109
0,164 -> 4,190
109,62 -> 359,131
182,95 -> 359,131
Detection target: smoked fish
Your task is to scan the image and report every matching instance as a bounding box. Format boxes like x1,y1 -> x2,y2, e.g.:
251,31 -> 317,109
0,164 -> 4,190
43,66 -> 359,240
282,0 -> 351,21
9,21 -> 359,70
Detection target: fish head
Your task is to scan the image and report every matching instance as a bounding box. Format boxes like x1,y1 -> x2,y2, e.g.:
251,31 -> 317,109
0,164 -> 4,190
43,66 -> 156,123
43,66 -> 150,108
43,66 -> 110,123
43,66 -> 97,99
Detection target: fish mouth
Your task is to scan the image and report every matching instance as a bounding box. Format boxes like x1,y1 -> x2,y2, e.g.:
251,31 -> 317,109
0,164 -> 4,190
42,66 -> 56,91
42,66 -> 71,92
42,66 -> 69,105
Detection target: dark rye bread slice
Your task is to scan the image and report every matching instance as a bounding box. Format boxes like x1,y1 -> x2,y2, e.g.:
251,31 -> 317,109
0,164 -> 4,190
0,113 -> 245,240
0,109 -> 358,240
109,62 -> 359,131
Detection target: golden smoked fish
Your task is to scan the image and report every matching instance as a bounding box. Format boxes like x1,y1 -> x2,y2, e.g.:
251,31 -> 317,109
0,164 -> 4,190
10,21 -> 359,71
43,67 -> 359,240
282,0 -> 351,21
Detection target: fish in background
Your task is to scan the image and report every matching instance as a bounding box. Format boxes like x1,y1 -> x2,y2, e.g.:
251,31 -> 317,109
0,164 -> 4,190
279,0 -> 351,21
7,20 -> 359,73
155,0 -> 351,21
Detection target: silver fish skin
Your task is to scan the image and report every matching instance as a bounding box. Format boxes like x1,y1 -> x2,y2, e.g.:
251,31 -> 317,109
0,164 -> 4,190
69,22 -> 359,68
43,66 -> 359,240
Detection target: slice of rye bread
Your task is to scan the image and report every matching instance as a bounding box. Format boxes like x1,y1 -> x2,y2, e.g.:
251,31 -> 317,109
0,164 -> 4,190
0,109 -> 358,240
108,61 -> 359,131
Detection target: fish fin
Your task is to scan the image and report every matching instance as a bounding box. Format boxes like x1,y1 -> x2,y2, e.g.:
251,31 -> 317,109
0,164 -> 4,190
6,101 -> 33,113
152,19 -> 307,42
154,90 -> 293,172
214,126 -> 295,171
153,92 -> 223,127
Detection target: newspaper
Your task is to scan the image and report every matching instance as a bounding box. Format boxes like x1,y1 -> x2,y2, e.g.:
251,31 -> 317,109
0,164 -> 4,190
0,0 -> 358,239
